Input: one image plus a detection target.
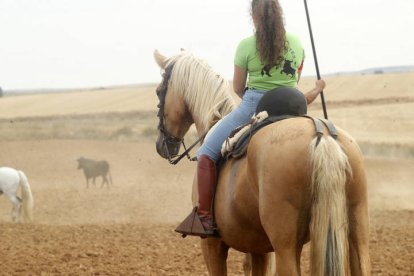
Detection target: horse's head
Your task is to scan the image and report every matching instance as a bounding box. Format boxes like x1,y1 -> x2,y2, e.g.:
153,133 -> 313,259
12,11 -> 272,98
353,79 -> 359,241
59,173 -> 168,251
153,50 -> 194,160
153,49 -> 236,163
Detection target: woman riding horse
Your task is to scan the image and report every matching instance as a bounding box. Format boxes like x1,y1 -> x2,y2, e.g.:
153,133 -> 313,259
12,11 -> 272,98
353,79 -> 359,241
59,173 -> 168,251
153,1 -> 370,275
179,0 -> 326,237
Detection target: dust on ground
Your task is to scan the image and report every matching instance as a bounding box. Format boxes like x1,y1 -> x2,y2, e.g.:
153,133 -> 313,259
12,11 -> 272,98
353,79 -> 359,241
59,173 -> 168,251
1,140 -> 413,275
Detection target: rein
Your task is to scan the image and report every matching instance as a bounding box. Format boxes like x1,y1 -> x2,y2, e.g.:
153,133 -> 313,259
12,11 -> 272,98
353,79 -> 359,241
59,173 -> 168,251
156,61 -> 206,165
168,133 -> 207,165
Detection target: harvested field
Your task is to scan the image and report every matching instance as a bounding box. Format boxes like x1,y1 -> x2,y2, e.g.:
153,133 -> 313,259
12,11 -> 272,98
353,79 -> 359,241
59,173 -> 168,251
1,73 -> 413,275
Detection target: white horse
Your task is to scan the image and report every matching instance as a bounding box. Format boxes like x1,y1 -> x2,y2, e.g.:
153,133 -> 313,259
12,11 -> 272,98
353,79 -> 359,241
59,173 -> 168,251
0,167 -> 34,222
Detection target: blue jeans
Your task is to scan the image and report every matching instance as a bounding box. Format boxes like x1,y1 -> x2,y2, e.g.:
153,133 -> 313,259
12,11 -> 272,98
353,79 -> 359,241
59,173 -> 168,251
197,89 -> 266,161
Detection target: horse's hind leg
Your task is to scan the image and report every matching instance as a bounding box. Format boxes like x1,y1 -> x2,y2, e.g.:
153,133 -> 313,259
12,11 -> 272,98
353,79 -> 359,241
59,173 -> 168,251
200,238 -> 229,275
243,253 -> 251,276
349,201 -> 371,275
101,175 -> 109,189
9,195 -> 22,223
348,154 -> 371,275
250,253 -> 271,276
261,202 -> 303,275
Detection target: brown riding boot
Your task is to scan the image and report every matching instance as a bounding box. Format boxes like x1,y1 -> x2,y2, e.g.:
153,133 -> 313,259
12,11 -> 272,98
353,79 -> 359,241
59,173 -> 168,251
196,155 -> 217,235
175,155 -> 218,238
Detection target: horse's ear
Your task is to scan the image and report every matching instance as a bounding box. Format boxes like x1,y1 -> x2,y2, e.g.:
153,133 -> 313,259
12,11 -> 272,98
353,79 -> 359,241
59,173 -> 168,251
153,49 -> 168,69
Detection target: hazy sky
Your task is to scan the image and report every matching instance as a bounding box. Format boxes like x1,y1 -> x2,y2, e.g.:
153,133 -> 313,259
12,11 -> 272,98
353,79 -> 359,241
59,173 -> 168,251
1,0 -> 413,90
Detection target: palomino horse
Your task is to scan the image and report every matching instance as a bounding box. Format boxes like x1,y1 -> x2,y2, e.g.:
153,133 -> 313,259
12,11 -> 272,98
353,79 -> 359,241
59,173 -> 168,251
0,167 -> 34,222
153,49 -> 370,276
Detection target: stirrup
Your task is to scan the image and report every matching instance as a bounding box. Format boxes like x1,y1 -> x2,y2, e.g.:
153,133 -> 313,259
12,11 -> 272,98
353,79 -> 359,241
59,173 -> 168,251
175,207 -> 218,238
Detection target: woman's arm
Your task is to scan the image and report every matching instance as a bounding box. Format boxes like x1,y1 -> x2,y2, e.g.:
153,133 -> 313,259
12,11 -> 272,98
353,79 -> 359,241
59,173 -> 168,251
296,58 -> 325,105
304,79 -> 326,104
233,65 -> 248,99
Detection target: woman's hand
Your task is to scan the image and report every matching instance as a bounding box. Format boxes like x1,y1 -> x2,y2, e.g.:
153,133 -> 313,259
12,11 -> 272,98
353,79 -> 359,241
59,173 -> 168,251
305,79 -> 326,104
315,79 -> 326,92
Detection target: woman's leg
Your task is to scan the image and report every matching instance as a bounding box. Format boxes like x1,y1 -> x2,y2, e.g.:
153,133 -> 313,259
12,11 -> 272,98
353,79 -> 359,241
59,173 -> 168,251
196,91 -> 264,235
175,90 -> 265,237
198,90 -> 264,161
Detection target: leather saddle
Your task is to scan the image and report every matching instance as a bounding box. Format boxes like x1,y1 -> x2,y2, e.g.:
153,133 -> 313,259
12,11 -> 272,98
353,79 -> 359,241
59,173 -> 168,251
222,86 -> 337,159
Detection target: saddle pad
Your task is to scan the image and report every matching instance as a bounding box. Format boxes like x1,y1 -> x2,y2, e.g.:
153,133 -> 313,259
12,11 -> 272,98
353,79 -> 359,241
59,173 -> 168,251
221,111 -> 269,156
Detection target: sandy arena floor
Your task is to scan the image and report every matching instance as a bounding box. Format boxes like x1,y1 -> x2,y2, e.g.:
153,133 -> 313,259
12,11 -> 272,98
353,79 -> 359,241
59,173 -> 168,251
0,140 -> 413,275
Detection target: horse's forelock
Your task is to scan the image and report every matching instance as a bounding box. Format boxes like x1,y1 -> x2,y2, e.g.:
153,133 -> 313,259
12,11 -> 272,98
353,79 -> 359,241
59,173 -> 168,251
168,53 -> 235,132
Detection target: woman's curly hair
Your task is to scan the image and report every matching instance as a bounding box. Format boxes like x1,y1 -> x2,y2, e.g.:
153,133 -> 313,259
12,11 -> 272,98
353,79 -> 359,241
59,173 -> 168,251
251,0 -> 286,76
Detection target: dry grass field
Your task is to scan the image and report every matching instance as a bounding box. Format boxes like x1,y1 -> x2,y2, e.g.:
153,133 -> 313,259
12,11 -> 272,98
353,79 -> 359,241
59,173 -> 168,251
0,73 -> 413,275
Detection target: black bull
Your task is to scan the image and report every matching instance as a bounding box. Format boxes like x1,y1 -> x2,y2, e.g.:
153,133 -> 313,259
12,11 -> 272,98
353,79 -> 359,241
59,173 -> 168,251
77,157 -> 112,188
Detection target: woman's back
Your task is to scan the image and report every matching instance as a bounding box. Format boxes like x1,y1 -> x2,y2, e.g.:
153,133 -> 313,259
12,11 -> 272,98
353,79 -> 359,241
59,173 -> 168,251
234,32 -> 304,91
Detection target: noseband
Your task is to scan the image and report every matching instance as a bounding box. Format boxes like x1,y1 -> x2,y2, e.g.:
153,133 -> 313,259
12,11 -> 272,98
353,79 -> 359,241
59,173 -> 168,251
156,62 -> 205,164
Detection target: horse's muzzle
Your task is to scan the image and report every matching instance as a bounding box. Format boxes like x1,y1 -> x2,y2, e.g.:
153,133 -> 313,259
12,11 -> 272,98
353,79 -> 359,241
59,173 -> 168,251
156,133 -> 181,159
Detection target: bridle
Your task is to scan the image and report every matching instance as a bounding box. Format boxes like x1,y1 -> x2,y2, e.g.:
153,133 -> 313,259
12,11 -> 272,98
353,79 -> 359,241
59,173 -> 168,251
156,62 -> 206,165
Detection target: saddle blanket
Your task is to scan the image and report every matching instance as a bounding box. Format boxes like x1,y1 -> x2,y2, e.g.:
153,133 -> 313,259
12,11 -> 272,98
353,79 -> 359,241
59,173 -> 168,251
221,111 -> 269,157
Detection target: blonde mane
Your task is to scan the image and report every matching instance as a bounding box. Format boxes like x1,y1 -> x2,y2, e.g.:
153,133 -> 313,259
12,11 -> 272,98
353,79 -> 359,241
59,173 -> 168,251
167,53 -> 236,133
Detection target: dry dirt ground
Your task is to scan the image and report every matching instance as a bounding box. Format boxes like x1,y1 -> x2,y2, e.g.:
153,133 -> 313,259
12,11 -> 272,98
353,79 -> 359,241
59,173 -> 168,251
1,74 -> 414,275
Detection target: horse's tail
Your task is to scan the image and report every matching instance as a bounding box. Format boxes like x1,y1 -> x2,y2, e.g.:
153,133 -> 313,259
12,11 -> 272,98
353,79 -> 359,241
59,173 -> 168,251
17,170 -> 34,222
309,136 -> 351,276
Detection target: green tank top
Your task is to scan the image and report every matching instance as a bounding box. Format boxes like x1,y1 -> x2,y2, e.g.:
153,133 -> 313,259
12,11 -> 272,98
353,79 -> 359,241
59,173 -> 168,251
234,32 -> 305,91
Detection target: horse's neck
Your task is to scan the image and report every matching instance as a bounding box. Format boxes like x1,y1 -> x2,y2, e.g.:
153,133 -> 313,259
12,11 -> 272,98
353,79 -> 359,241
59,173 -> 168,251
172,54 -> 236,136
193,96 -> 235,137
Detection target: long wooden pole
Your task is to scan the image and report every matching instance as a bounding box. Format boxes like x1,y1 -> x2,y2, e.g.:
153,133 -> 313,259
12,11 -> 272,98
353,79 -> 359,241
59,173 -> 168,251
303,0 -> 328,119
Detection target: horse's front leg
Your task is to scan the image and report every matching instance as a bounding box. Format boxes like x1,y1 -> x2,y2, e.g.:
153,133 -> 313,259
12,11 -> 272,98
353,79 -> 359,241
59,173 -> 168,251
200,238 -> 229,275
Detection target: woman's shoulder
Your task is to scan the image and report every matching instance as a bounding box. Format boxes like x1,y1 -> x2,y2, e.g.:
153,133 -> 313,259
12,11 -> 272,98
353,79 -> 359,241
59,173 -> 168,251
238,35 -> 256,46
235,35 -> 256,56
